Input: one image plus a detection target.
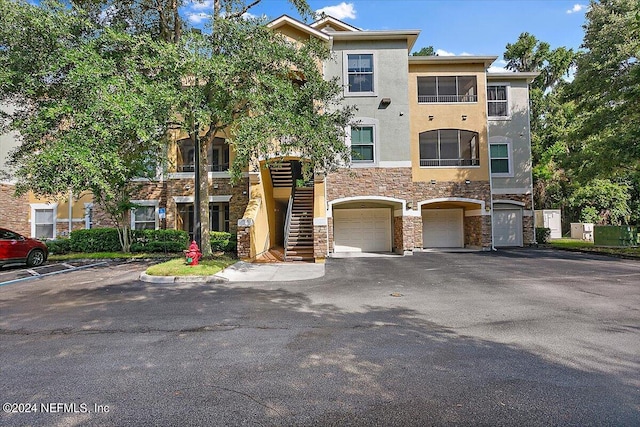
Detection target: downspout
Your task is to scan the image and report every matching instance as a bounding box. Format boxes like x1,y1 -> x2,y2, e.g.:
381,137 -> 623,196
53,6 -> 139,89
526,80 -> 536,245
486,74 -> 496,251
324,173 -> 329,258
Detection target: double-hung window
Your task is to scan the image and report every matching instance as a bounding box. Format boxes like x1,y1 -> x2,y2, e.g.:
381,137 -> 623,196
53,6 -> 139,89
487,85 -> 509,118
490,141 -> 513,176
350,126 -> 375,163
131,202 -> 158,230
32,207 -> 55,239
346,53 -> 374,94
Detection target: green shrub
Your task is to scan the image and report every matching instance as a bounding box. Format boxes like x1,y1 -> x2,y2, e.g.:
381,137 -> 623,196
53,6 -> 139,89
131,229 -> 189,253
210,231 -> 232,252
536,227 -> 551,244
225,235 -> 237,253
46,238 -> 72,254
70,228 -> 122,252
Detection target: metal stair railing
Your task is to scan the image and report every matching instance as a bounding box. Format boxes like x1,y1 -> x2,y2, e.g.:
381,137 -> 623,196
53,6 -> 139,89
283,193 -> 294,261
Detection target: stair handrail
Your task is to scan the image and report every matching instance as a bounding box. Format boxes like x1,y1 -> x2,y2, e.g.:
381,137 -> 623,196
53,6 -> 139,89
283,192 -> 294,260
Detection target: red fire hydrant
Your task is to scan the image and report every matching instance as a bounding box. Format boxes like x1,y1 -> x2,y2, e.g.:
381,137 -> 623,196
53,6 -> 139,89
184,241 -> 202,266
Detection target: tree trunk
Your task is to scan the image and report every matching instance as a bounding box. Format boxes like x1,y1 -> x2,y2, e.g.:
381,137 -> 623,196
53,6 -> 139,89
199,137 -> 212,257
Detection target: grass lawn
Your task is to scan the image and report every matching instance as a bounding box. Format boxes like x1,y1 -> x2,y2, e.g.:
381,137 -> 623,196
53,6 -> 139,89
549,239 -> 640,258
145,255 -> 237,277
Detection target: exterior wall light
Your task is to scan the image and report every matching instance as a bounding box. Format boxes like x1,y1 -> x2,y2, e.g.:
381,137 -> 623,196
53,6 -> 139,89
462,115 -> 468,120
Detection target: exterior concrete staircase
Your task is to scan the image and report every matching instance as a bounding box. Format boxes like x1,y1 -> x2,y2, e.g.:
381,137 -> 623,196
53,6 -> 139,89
269,162 -> 293,188
285,187 -> 315,262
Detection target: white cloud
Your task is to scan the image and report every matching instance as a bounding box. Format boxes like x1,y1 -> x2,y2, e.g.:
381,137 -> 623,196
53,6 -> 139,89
488,60 -> 510,73
435,49 -> 455,57
488,65 -> 510,73
460,52 -> 473,56
190,0 -> 213,11
188,12 -> 210,24
566,4 -> 587,14
316,2 -> 356,20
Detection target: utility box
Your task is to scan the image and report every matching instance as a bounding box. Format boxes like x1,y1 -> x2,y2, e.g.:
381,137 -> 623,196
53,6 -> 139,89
570,223 -> 594,241
535,210 -> 562,239
593,226 -> 638,247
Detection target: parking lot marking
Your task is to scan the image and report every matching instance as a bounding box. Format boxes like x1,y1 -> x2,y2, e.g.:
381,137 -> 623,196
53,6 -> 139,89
26,269 -> 40,276
0,262 -> 108,287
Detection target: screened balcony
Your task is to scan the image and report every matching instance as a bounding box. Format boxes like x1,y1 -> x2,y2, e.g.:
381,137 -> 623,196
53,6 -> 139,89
176,137 -> 230,172
419,129 -> 480,167
417,76 -> 478,103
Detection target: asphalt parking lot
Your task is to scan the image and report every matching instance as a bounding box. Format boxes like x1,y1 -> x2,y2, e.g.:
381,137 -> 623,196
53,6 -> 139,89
0,249 -> 638,426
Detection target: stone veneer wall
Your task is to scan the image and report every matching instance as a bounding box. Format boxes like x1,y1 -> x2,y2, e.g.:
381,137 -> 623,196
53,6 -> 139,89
313,225 -> 328,260
165,177 -> 249,235
0,183 -> 30,235
91,181 -> 167,229
326,168 -> 492,251
237,225 -> 251,259
55,221 -> 86,237
493,193 -> 534,245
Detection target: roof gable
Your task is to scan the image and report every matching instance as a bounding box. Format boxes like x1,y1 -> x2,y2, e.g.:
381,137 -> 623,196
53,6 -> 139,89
311,15 -> 360,32
267,15 -> 331,42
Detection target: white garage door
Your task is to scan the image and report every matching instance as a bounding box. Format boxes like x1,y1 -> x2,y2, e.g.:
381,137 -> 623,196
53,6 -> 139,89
494,208 -> 523,247
333,208 -> 392,252
422,209 -> 464,248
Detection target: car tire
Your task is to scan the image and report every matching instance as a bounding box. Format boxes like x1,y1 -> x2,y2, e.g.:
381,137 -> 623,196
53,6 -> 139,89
27,249 -> 45,267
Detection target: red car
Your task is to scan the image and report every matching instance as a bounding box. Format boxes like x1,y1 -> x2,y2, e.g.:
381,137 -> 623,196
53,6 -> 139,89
0,228 -> 48,267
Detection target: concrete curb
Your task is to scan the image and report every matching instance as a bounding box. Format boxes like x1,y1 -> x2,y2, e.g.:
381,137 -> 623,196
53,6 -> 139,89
139,272 -> 228,284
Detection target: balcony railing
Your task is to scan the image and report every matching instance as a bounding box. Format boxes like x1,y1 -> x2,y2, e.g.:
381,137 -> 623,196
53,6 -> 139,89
420,159 -> 480,167
418,94 -> 478,103
177,163 -> 230,172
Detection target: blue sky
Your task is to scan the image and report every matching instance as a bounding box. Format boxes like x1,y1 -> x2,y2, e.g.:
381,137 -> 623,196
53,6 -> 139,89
184,0 -> 590,71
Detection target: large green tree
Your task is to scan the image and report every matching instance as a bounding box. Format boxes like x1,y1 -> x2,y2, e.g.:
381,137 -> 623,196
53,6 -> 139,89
0,0 -> 179,251
504,32 -> 576,211
568,0 -> 640,180
1,0 -> 354,255
565,0 -> 640,224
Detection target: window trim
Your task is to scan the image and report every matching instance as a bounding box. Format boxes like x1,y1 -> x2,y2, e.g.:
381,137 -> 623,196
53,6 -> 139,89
417,75 -> 479,104
346,118 -> 379,166
487,83 -> 511,119
343,51 -> 377,97
130,200 -> 159,231
30,203 -> 58,239
489,138 -> 514,177
418,129 -> 480,168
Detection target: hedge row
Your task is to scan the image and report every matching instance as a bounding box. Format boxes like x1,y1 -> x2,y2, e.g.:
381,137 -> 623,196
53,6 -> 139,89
46,228 -> 236,254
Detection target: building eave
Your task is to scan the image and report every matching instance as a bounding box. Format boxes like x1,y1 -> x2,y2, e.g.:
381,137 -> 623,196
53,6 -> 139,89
409,55 -> 498,68
487,72 -> 540,83
331,30 -> 421,51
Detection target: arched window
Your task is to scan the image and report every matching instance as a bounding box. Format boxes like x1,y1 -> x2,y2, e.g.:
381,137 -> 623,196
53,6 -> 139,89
419,129 -> 479,167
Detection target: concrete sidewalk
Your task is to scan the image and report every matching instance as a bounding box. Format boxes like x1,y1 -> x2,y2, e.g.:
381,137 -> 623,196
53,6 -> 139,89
140,261 -> 325,284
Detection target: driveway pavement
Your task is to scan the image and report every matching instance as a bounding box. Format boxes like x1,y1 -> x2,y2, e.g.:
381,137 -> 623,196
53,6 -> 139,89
0,249 -> 638,426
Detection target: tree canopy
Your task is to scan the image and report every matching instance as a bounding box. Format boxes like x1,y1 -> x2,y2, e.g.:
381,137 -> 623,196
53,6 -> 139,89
0,0 -> 354,253
505,0 -> 640,225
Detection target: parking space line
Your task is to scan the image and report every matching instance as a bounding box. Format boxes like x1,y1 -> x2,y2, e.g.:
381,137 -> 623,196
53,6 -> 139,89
26,269 -> 40,276
0,262 -> 109,287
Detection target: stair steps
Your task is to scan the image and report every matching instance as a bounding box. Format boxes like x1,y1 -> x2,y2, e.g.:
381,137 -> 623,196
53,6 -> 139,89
285,187 -> 315,262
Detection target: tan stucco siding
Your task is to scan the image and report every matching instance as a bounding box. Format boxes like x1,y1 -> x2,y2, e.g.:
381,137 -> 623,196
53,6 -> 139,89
409,63 -> 490,183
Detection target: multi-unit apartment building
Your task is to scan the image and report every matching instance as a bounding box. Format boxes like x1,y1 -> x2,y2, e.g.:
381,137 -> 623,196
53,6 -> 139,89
236,15 -> 537,261
1,15 -> 537,261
